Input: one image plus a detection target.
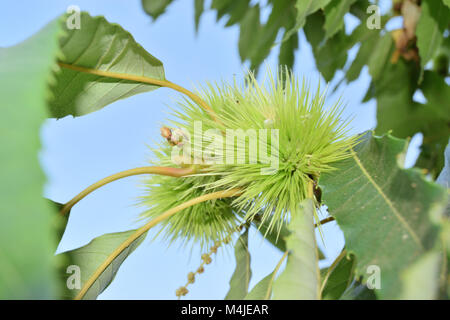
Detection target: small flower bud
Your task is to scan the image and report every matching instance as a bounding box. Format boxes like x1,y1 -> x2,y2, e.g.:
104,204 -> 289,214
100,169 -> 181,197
197,266 -> 204,274
160,126 -> 172,140
176,286 -> 188,297
210,246 -> 217,254
201,253 -> 210,261
205,256 -> 212,265
171,128 -> 189,146
187,272 -> 195,284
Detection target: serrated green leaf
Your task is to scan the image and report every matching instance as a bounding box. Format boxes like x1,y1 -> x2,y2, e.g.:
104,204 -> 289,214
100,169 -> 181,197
0,18 -> 61,299
225,228 -> 252,300
321,251 -> 356,299
320,131 -> 448,298
141,0 -> 174,20
272,199 -> 320,300
49,11 -> 165,118
58,229 -> 147,300
49,200 -> 78,299
416,0 -> 450,80
324,0 -> 358,39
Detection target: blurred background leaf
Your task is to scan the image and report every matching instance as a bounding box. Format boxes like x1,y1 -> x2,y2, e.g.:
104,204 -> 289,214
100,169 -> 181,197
142,0 -> 450,177
0,18 -> 61,299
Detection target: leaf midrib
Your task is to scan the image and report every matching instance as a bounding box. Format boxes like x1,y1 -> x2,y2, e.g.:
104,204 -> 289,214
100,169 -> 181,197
349,148 -> 423,249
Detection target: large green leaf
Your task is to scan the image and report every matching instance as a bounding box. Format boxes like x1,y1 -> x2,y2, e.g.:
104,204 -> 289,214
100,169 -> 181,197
272,199 -> 320,300
0,18 -> 61,299
225,228 -> 252,300
320,131 -> 448,298
58,229 -> 147,299
49,11 -> 165,118
416,0 -> 450,79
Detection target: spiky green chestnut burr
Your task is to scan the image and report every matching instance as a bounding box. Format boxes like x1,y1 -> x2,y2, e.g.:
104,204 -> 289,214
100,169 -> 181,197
140,68 -> 357,243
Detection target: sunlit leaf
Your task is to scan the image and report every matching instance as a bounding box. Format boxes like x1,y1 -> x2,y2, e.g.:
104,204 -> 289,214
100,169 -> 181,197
58,229 -> 147,299
49,11 -> 165,118
0,18 -> 61,299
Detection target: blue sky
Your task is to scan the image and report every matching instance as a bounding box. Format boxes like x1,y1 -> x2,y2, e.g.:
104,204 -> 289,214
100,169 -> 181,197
1,0 -> 421,299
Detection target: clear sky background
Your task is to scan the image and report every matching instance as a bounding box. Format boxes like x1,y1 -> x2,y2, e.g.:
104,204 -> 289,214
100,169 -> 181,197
1,0 -> 421,299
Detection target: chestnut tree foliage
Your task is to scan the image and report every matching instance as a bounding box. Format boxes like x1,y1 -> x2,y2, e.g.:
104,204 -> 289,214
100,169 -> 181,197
0,0 -> 449,300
